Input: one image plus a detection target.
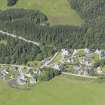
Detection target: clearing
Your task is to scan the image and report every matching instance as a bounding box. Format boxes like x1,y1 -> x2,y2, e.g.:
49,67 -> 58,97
0,0 -> 83,25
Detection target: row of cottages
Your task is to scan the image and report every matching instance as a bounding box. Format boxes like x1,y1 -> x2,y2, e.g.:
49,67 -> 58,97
95,49 -> 105,59
74,57 -> 94,76
61,49 -> 74,57
0,65 -> 38,85
61,49 -> 75,63
51,63 -> 63,72
62,48 -> 105,64
16,66 -> 39,85
84,48 -> 105,59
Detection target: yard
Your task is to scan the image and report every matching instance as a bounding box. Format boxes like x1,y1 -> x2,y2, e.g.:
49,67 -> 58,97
0,75 -> 105,105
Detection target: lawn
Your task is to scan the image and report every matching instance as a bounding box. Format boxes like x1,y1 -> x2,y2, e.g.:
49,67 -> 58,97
0,0 -> 83,25
0,75 -> 105,105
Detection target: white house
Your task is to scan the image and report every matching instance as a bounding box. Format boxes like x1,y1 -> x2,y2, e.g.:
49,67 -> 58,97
53,64 -> 60,71
84,48 -> 90,54
96,67 -> 103,74
72,49 -> 77,56
17,72 -> 26,85
95,49 -> 101,55
0,68 -> 9,80
74,65 -> 81,74
61,49 -> 69,56
30,77 -> 37,84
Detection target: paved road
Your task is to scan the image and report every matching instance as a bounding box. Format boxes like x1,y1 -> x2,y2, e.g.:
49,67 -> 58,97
0,30 -> 40,46
62,72 -> 97,79
40,52 -> 59,68
0,51 -> 59,69
0,64 -> 32,69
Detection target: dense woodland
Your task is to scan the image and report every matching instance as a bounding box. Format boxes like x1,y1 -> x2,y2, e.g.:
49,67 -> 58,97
0,0 -> 105,64
68,0 -> 105,48
0,35 -> 41,64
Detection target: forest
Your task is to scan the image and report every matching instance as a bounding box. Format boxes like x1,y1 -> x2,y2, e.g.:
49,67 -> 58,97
0,0 -> 105,64
68,0 -> 105,48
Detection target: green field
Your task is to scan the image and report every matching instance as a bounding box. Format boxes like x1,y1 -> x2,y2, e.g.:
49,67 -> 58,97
0,75 -> 105,105
0,0 -> 83,25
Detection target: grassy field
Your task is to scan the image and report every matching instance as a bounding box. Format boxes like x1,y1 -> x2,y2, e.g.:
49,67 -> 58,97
0,75 -> 105,105
0,0 -> 83,25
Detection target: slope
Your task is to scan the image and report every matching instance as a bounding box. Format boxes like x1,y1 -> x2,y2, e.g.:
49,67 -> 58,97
0,76 -> 105,105
0,0 -> 83,25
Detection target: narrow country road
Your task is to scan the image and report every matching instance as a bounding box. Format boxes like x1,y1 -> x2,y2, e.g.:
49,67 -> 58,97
47,52 -> 59,65
40,52 -> 59,68
0,52 -> 59,70
62,72 -> 97,79
0,30 -> 40,46
0,64 -> 32,69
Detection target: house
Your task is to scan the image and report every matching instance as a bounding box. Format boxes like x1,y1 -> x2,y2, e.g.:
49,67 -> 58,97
25,73 -> 37,85
61,49 -> 69,56
68,56 -> 78,64
18,67 -> 24,74
74,64 -> 81,74
30,76 -> 37,84
95,49 -> 105,59
0,68 -> 9,80
96,67 -> 103,75
95,49 -> 101,55
53,64 -> 60,71
79,56 -> 94,76
84,48 -> 95,54
100,50 -> 105,59
72,49 -> 77,56
36,69 -> 42,76
42,58 -> 50,66
17,72 -> 26,85
81,56 -> 92,66
84,48 -> 89,54
28,67 -> 33,74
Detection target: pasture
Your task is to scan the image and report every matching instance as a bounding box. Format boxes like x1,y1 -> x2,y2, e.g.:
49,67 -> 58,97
0,0 -> 83,25
0,75 -> 105,105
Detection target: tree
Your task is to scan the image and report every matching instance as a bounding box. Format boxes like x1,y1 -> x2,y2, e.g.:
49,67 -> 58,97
7,0 -> 18,6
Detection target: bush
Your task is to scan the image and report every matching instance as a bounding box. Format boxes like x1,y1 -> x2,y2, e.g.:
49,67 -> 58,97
7,0 -> 18,6
39,68 -> 61,81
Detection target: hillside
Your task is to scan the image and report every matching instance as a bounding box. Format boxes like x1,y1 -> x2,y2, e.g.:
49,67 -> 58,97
1,1 -> 105,105
0,0 -> 83,25
0,76 -> 105,105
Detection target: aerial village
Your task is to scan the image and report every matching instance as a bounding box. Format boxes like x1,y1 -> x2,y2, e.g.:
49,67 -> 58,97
0,48 -> 105,88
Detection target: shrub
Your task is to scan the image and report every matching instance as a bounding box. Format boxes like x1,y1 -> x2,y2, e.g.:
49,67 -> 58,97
39,68 -> 61,81
7,0 -> 18,6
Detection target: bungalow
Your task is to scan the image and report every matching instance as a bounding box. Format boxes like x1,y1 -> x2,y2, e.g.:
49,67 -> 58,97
95,49 -> 105,59
42,58 -> 50,66
72,49 -> 77,56
74,64 -> 81,74
53,64 -> 60,71
0,68 -> 9,80
84,48 -> 95,54
25,73 -> 37,85
68,56 -> 78,64
30,76 -> 37,84
100,50 -> 105,59
17,72 -> 26,85
95,49 -> 101,55
96,67 -> 103,75
61,49 -> 69,56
